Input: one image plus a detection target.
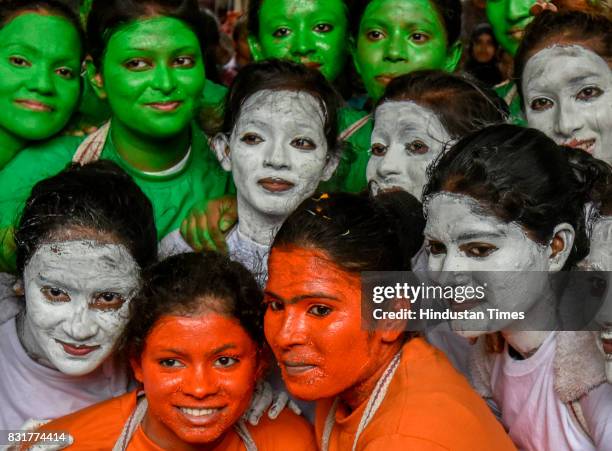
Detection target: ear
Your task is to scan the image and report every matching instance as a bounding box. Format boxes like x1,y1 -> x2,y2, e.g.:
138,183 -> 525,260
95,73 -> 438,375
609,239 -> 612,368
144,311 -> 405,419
321,151 -> 341,182
443,41 -> 463,73
211,133 -> 232,172
130,356 -> 144,383
247,35 -> 264,62
13,279 -> 24,297
378,297 -> 410,343
548,223 -> 575,271
86,58 -> 107,100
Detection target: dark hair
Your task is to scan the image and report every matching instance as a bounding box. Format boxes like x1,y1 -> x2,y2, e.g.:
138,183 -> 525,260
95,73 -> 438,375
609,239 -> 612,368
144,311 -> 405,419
123,252 -> 264,359
0,0 -> 86,58
87,0 -> 208,66
272,191 -> 425,272
15,160 -> 157,275
376,70 -> 508,139
468,23 -> 498,57
222,59 -> 341,156
349,0 -> 462,45
515,11 -> 612,102
423,124 -> 603,268
564,147 -> 612,217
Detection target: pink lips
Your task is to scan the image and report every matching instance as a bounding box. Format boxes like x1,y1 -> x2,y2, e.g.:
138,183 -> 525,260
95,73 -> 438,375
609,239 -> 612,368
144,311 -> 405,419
146,101 -> 182,111
258,177 -> 295,193
282,361 -> 317,376
375,75 -> 396,87
57,340 -> 100,356
15,99 -> 53,112
563,138 -> 596,153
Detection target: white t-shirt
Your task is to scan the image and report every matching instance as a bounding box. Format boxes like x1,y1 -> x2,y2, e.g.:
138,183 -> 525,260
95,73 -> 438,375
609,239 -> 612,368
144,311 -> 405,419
489,331 -> 612,451
0,317 -> 130,429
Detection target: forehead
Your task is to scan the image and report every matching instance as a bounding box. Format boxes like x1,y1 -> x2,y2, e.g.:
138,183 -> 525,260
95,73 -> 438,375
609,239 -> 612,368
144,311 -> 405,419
362,0 -> 442,26
106,16 -> 200,51
1,13 -> 80,53
374,100 -> 448,136
260,0 -> 346,18
235,89 -> 326,126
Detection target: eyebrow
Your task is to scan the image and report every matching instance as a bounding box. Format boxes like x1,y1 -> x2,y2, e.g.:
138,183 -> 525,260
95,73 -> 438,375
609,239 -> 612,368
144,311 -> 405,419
456,231 -> 506,241
212,343 -> 238,354
264,290 -> 342,304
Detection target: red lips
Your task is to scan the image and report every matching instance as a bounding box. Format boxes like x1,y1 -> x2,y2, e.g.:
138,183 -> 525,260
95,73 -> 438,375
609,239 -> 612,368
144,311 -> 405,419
258,177 -> 295,192
57,340 -> 99,356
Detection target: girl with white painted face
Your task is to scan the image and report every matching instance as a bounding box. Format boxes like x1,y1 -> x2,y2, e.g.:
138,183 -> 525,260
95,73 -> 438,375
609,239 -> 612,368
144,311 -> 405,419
515,11 -> 612,165
366,70 -> 508,199
162,60 -> 340,284
0,160 -> 157,430
423,124 -> 612,450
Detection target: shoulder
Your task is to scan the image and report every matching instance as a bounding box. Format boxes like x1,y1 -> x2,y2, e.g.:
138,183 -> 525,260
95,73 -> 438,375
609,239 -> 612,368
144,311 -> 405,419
249,410 -> 316,451
37,391 -> 137,450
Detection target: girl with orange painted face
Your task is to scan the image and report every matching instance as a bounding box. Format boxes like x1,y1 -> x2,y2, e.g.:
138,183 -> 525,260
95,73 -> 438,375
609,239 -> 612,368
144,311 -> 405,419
264,192 -> 516,450
34,252 -> 315,450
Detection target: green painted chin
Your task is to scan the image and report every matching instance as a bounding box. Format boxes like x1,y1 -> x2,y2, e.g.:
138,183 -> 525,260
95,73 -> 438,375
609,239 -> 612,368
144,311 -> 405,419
100,17 -> 205,138
254,0 -> 349,81
486,0 -> 536,55
0,13 -> 82,141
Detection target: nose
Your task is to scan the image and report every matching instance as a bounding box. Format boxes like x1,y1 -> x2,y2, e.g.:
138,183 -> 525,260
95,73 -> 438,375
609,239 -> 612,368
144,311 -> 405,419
263,141 -> 291,170
181,364 -> 220,399
384,31 -> 408,63
507,0 -> 531,21
151,64 -> 176,95
376,146 -> 402,178
292,26 -> 315,57
274,307 -> 309,350
554,100 -> 582,139
62,304 -> 99,341
27,64 -> 54,96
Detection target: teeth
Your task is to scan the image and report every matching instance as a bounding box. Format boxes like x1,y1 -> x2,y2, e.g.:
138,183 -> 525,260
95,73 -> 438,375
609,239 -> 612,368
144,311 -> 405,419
180,407 -> 218,417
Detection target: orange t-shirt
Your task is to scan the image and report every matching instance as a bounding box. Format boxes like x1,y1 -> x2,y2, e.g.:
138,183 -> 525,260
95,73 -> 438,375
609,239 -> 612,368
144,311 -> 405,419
315,338 -> 516,451
34,391 -> 316,450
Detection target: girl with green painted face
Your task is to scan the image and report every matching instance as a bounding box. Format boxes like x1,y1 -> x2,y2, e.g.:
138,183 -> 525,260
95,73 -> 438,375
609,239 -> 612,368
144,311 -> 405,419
350,0 -> 463,102
0,0 -> 84,168
0,0 -> 233,272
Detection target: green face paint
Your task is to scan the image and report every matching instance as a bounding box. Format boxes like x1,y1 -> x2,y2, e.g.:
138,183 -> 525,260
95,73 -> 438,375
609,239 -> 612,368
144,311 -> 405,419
100,17 -> 205,142
252,0 -> 349,81
354,0 -> 459,101
0,13 -> 81,159
486,0 -> 535,56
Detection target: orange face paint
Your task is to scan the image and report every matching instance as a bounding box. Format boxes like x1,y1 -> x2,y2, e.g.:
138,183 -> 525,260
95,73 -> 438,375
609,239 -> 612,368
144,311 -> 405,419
131,312 -> 260,448
264,246 -> 386,402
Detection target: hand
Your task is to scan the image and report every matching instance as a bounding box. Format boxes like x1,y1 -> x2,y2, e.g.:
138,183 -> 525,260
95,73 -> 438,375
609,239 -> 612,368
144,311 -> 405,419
530,0 -> 558,15
180,195 -> 237,253
243,380 -> 302,426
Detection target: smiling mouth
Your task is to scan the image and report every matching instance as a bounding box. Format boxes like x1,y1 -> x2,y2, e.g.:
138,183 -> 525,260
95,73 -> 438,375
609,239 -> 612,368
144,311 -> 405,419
15,99 -> 53,112
282,361 -> 317,376
177,406 -> 224,425
56,339 -> 100,357
563,138 -> 596,153
146,101 -> 182,111
601,329 -> 612,356
258,177 -> 295,193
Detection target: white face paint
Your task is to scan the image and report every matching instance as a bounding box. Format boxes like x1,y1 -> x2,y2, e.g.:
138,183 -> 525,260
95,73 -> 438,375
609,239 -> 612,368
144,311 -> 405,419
424,193 -> 572,340
367,101 -> 452,199
215,90 -> 336,245
21,240 -> 139,376
523,45 -> 612,165
578,216 -> 612,382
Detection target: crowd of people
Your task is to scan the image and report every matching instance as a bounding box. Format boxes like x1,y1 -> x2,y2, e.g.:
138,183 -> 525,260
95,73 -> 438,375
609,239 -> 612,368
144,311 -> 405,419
0,0 -> 610,449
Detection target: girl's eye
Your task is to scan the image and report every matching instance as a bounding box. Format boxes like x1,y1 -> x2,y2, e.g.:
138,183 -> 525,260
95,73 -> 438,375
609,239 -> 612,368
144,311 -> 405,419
240,133 -> 264,145
91,292 -> 126,311
124,58 -> 151,71
266,300 -> 285,312
366,30 -> 385,41
9,56 -> 30,67
214,356 -> 238,368
41,287 -> 70,303
410,33 -> 429,43
427,241 -> 446,256
462,243 -> 498,258
173,56 -> 195,68
314,23 -> 333,33
530,97 -> 553,111
308,305 -> 332,317
291,137 -> 316,150
159,359 -> 183,368
273,27 -> 291,38
576,86 -> 603,101
55,67 -> 74,79
407,140 -> 429,154
371,143 -> 387,156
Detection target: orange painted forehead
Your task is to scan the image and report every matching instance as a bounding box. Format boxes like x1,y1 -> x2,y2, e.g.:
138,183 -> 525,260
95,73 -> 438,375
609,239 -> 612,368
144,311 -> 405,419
266,245 -> 361,302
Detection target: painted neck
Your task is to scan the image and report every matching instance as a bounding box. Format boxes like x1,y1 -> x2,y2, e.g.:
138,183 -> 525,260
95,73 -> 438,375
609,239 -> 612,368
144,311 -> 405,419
142,411 -> 226,451
338,341 -> 402,413
236,196 -> 287,247
110,119 -> 190,172
0,126 -> 27,169
17,311 -> 54,369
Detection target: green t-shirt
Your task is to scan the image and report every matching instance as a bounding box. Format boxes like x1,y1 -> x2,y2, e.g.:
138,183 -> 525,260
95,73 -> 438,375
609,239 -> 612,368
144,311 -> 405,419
0,125 -> 234,272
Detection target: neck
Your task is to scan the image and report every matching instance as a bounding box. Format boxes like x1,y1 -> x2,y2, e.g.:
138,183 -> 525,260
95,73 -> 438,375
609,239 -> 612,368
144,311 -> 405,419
110,119 -> 190,172
339,342 -> 402,413
502,290 -> 557,358
0,127 -> 27,169
141,411 -> 227,451
236,197 -> 287,246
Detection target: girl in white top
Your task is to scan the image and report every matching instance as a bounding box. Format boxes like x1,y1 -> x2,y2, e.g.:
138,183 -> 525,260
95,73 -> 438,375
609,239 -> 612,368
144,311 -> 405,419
422,124 -> 612,450
0,160 -> 157,430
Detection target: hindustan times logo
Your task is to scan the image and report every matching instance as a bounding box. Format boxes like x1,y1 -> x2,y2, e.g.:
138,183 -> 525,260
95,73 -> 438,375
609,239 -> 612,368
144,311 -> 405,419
372,282 -> 487,304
